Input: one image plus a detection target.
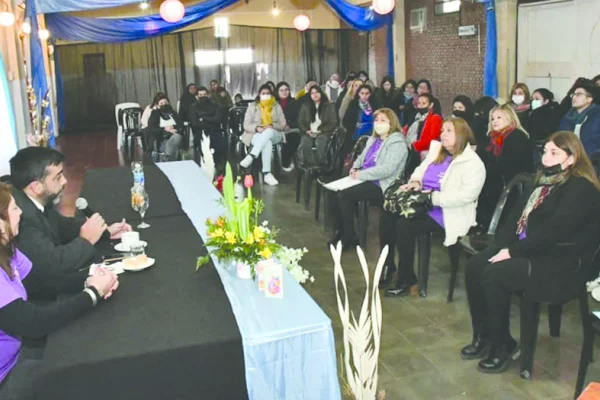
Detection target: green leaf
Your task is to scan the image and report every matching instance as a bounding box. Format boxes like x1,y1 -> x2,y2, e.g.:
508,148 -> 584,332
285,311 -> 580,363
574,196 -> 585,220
196,255 -> 210,271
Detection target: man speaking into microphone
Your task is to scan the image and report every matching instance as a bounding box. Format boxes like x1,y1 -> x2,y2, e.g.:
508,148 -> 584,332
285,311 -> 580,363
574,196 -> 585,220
8,147 -> 131,300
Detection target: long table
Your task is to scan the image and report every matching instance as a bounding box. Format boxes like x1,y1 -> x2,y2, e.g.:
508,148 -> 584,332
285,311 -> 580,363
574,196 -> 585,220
38,161 -> 341,400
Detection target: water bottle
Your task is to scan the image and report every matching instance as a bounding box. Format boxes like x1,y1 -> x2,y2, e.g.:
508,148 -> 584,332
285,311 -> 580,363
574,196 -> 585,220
131,162 -> 145,187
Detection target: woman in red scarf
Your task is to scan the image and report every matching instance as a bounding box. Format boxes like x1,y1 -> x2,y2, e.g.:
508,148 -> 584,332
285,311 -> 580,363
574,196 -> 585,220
477,104 -> 533,229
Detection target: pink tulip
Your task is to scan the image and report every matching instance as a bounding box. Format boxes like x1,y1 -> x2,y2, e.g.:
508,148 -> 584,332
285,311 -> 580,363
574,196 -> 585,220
244,174 -> 254,189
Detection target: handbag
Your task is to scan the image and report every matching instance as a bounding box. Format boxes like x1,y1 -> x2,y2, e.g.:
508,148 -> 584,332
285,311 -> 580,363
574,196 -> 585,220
383,182 -> 433,219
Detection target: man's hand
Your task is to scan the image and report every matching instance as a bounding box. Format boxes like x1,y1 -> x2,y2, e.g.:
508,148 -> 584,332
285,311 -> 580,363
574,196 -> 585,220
86,267 -> 119,299
488,248 -> 511,264
107,219 -> 133,240
80,213 -> 107,245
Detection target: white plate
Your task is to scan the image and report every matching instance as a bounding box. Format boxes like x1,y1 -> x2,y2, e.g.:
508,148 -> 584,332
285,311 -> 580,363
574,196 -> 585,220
121,257 -> 155,272
114,241 -> 148,252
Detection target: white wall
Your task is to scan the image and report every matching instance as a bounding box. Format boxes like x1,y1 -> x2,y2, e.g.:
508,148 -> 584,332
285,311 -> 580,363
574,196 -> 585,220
517,0 -> 600,100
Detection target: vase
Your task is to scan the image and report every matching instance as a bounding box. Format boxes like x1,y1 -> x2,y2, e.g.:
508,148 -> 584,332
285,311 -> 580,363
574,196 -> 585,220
235,260 -> 252,279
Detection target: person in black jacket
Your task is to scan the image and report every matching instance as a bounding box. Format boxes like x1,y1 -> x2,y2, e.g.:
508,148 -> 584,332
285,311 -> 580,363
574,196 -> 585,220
477,104 -> 533,230
470,96 -> 498,148
451,95 -> 474,124
558,77 -> 589,120
8,148 -> 131,301
0,182 -> 119,399
178,83 -> 197,123
375,76 -> 401,121
461,131 -> 600,374
403,79 -> 442,127
147,94 -> 184,161
276,81 -> 302,171
188,87 -> 227,166
529,88 -> 561,167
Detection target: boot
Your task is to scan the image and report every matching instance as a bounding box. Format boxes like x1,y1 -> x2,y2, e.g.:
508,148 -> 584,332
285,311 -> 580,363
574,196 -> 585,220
477,338 -> 520,374
460,334 -> 490,360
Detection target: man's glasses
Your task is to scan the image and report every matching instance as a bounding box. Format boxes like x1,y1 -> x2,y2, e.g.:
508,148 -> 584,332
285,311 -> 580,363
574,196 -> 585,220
570,92 -> 590,98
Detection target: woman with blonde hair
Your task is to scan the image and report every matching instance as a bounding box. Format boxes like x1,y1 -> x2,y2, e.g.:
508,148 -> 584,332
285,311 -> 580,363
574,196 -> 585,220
338,80 -> 363,122
508,82 -> 532,129
462,131 -> 600,374
477,103 -> 533,228
382,117 -> 486,294
328,108 -> 409,250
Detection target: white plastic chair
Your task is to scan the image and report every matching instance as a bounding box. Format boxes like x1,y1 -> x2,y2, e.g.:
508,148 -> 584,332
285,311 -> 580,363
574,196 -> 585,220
115,102 -> 141,150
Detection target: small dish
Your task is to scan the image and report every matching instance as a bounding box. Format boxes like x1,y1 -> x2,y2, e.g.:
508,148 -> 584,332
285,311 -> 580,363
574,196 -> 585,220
114,241 -> 148,252
122,257 -> 156,272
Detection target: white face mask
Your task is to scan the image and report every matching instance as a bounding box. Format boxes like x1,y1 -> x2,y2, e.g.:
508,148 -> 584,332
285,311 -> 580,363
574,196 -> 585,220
531,99 -> 543,110
512,94 -> 525,105
329,80 -> 340,89
260,94 -> 272,102
373,122 -> 390,135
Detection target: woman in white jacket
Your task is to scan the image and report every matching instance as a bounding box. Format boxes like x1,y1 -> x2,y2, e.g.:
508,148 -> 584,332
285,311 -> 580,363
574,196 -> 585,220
381,117 -> 486,297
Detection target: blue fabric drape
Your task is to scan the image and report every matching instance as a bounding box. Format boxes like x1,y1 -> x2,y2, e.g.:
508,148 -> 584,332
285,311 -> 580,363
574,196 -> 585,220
325,0 -> 393,31
35,0 -> 139,14
53,46 -> 65,132
387,22 -> 394,78
0,53 -> 17,145
482,0 -> 497,98
27,0 -> 55,147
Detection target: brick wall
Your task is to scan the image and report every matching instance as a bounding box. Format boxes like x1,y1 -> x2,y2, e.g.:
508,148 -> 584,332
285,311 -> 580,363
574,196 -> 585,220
405,0 -> 487,113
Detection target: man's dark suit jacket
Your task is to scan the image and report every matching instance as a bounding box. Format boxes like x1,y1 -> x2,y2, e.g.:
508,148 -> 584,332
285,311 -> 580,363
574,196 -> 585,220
12,189 -> 96,300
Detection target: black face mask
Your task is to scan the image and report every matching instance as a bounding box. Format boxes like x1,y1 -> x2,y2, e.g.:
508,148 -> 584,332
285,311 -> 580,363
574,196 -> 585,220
417,107 -> 430,114
541,163 -> 564,177
452,110 -> 467,120
160,104 -> 172,112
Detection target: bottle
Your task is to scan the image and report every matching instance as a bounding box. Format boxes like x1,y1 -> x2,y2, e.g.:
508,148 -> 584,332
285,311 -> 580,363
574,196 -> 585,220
131,162 -> 145,187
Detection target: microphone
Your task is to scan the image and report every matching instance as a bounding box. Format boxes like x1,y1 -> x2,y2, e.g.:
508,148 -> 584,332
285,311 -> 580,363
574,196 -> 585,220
75,197 -> 95,218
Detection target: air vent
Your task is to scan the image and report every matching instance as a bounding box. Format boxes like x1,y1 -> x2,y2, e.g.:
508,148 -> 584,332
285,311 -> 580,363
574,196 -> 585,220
410,8 -> 426,32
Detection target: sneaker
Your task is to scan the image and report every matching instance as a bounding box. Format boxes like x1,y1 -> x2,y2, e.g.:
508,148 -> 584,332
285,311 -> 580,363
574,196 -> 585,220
263,173 -> 279,186
282,161 -> 295,172
239,154 -> 254,169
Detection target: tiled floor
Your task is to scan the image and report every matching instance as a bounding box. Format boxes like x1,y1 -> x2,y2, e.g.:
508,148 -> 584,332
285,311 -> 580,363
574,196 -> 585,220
57,132 -> 600,399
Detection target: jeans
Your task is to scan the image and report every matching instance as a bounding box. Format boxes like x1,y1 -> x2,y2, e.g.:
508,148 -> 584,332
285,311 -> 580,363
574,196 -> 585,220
0,356 -> 41,400
333,182 -> 382,243
249,128 -> 283,173
159,133 -> 183,161
465,246 -> 530,348
378,210 -> 442,284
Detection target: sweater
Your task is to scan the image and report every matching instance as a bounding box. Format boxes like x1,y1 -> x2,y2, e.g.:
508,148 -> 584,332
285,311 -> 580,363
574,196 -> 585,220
353,133 -> 409,193
411,141 -> 486,246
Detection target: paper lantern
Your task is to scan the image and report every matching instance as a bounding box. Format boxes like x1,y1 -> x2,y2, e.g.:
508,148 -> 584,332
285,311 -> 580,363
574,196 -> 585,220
21,20 -> 31,34
293,14 -> 311,32
373,0 -> 395,15
38,28 -> 50,41
159,0 -> 185,23
0,11 -> 15,27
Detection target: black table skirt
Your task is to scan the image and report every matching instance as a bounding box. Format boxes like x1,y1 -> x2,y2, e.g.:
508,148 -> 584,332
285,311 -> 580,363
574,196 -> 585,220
36,168 -> 248,400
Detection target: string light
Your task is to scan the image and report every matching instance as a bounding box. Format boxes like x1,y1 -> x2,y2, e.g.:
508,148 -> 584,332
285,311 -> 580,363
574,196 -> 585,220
38,28 -> 50,40
271,0 -> 280,17
0,1 -> 15,27
140,1 -> 149,10
21,19 -> 31,34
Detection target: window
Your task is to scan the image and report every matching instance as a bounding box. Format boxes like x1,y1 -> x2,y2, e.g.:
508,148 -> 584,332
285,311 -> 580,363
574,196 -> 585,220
195,48 -> 254,68
226,48 -> 253,65
434,0 -> 461,16
195,50 -> 224,67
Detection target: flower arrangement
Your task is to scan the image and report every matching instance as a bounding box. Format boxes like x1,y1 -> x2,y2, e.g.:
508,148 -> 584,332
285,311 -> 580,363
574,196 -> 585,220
275,246 -> 314,284
25,78 -> 52,148
197,163 -> 279,275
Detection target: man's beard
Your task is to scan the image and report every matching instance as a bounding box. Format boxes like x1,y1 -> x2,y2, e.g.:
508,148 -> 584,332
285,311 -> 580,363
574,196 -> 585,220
42,188 -> 64,206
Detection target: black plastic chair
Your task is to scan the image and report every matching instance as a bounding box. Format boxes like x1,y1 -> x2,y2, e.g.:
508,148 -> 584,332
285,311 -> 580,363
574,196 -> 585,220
119,107 -> 145,161
417,173 -> 536,300
227,106 -> 248,162
575,313 -> 600,398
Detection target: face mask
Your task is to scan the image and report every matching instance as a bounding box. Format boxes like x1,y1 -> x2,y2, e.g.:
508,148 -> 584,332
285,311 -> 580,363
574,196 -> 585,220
512,95 -> 525,105
404,92 -> 412,99
531,99 -> 543,110
452,110 -> 467,120
541,163 -> 564,177
373,122 -> 390,135
329,80 -> 339,89
260,94 -> 272,102
417,107 -> 429,114
160,104 -> 171,112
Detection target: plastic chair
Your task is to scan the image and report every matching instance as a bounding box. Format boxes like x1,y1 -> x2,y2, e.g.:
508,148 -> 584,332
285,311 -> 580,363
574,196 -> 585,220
575,313 -> 600,398
115,102 -> 140,150
116,104 -> 145,161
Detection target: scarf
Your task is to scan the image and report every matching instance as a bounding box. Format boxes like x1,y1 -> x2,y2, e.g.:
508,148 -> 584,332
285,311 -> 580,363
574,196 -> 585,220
258,97 -> 275,126
279,97 -> 289,110
516,170 -> 568,237
513,103 -> 531,113
325,81 -> 340,102
406,111 -> 428,145
486,127 -> 514,157
564,104 -> 597,126
359,100 -> 373,115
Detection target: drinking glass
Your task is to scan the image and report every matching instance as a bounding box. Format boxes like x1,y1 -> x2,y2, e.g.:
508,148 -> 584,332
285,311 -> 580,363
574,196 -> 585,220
131,187 -> 150,229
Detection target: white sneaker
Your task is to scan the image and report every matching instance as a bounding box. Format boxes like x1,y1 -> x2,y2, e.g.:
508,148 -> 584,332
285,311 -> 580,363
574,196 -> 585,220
239,154 -> 254,169
263,173 -> 279,186
282,161 -> 295,172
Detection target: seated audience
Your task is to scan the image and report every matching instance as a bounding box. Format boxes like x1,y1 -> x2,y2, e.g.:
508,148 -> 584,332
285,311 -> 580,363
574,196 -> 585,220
188,86 -> 227,166
507,82 -> 531,130
342,71 -> 357,88
593,74 -> 600,87
558,77 -> 590,119
295,79 -> 318,100
9,148 -> 130,300
147,94 -> 184,161
276,82 -> 302,171
178,83 -> 197,123
342,84 -> 381,141
297,86 -> 337,168
399,79 -> 418,126
403,79 -> 442,126
240,84 -> 287,186
528,88 -> 560,143
382,118 -> 485,296
451,95 -> 475,125
214,86 -> 234,110
0,182 -> 119,400
404,93 -> 443,173
234,93 -> 244,106
265,81 -> 277,94
558,79 -> 600,157
141,92 -> 166,130
209,79 -> 233,106
322,74 -> 343,103
329,109 -> 409,250
338,80 -> 363,122
461,131 -> 600,374
357,70 -> 369,82
336,71 -> 358,112
375,76 -> 401,121
477,104 -> 533,230
471,96 -> 498,147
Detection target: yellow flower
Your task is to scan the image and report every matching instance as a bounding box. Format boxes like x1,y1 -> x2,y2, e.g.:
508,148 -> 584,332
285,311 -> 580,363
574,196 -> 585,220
225,231 -> 237,244
253,226 -> 265,240
258,247 -> 272,260
206,218 -> 214,226
245,233 -> 255,245
210,228 -> 224,238
216,217 -> 226,228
